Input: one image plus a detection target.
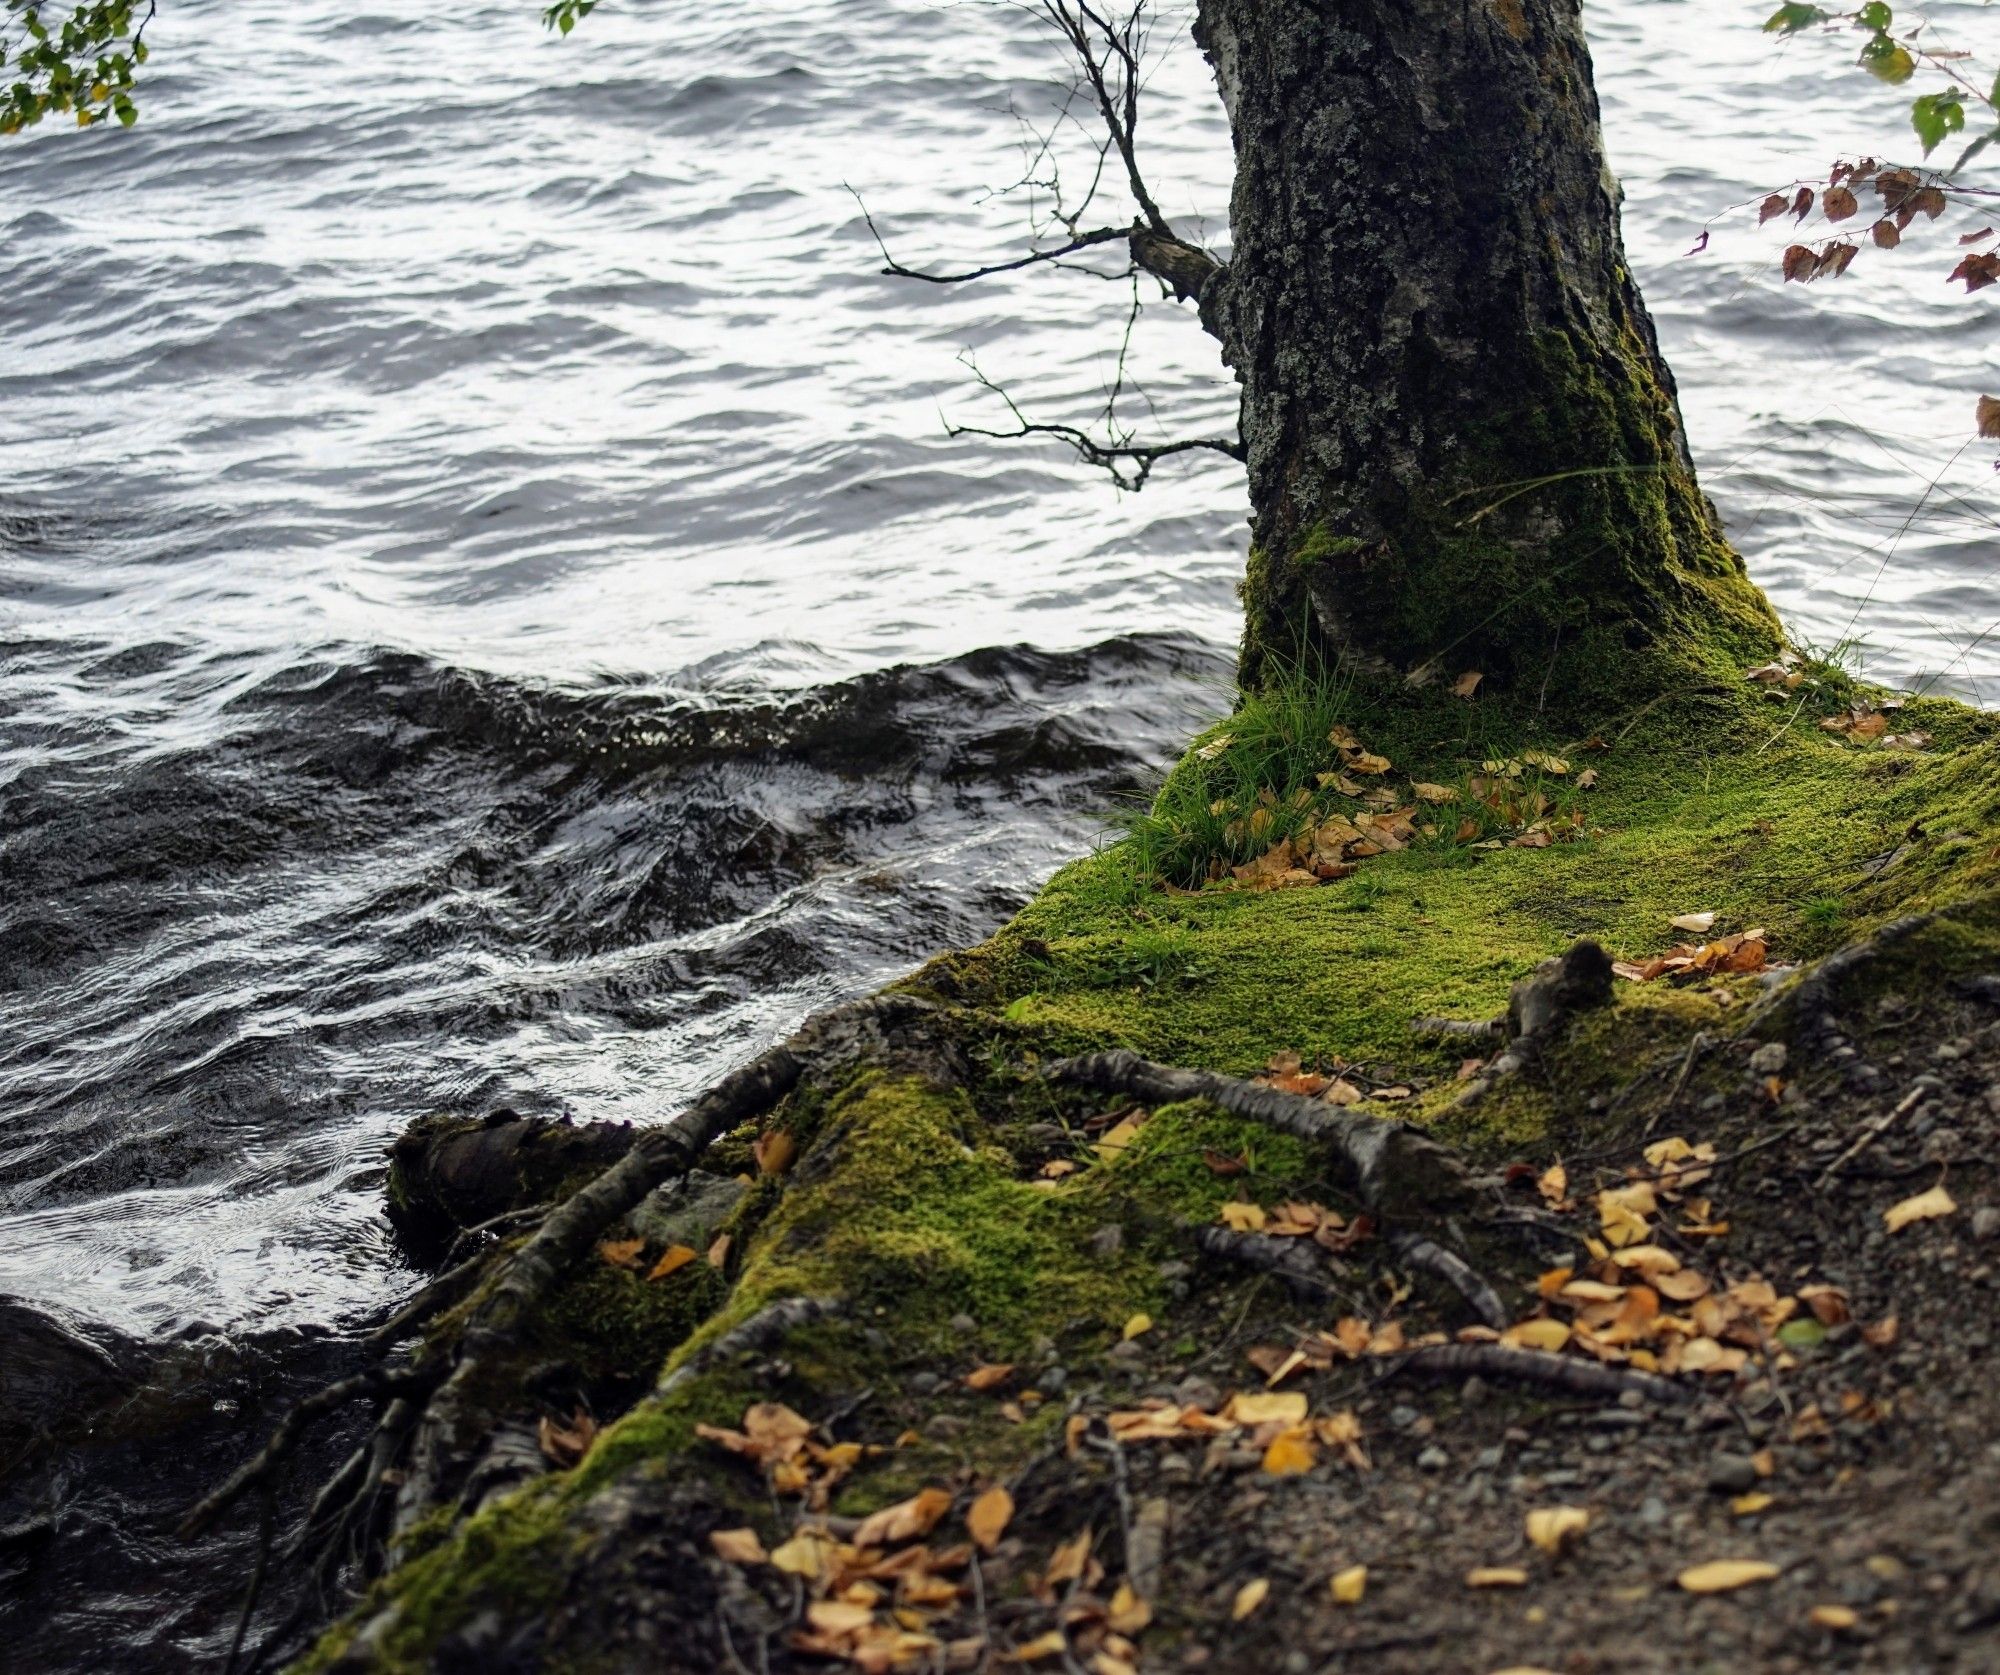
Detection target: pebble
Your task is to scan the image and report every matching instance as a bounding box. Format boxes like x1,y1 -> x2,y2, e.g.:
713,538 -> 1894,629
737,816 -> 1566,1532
908,1370 -> 941,1395
1041,1366 -> 1069,1394
1618,1389 -> 1646,1410
1971,1206 -> 2000,1243
1707,1454 -> 1761,1494
1417,1445 -> 1450,1471
1638,1495 -> 1669,1527
948,1313 -> 977,1335
1174,1375 -> 1221,1410
1087,1224 -> 1124,1258
1388,1404 -> 1421,1430
1107,1339 -> 1144,1363
1474,1445 -> 1505,1471
923,1414 -> 967,1440
1749,1041 -> 1788,1076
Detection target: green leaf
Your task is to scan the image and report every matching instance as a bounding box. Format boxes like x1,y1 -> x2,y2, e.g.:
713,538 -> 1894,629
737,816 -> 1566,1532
1860,33 -> 1916,84
1857,1 -> 1892,29
1912,91 -> 1966,156
113,92 -> 134,125
1776,1318 -> 1826,1348
1763,2 -> 1825,33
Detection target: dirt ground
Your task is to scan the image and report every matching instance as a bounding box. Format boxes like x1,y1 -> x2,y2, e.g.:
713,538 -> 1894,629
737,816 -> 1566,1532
696,968 -> 2000,1675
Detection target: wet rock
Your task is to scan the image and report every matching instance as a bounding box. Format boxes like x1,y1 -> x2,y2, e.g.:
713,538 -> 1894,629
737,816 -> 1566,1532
1971,1206 -> 2000,1243
1707,1454 -> 1761,1494
628,1170 -> 749,1252
1748,1041 -> 1788,1076
1417,1445 -> 1450,1471
386,1109 -> 637,1243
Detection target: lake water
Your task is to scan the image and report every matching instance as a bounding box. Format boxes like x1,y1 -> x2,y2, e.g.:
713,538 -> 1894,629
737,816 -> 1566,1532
1,0 -> 1996,1659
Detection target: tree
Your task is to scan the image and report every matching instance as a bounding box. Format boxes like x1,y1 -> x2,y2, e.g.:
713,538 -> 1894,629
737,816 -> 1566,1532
885,1 -> 1784,696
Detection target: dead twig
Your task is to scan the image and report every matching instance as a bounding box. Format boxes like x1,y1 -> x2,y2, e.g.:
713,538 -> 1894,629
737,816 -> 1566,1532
1816,1085 -> 1927,1187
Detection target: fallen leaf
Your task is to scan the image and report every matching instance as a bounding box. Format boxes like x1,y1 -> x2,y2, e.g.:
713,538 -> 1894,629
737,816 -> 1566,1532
1670,912 -> 1717,933
1005,1630 -> 1070,1663
1810,1603 -> 1860,1632
1261,1428 -> 1318,1476
598,1237 -> 645,1270
1678,1559 -> 1779,1593
967,1484 -> 1014,1553
1194,733 -> 1235,761
753,1128 -> 796,1176
1106,1581 -> 1152,1634
853,1488 -> 954,1550
1526,1506 -> 1590,1556
1043,1528 -> 1093,1587
807,1599 -> 876,1634
1731,1492 -> 1773,1517
1231,1578 -> 1269,1620
1883,1183 -> 1956,1233
965,1363 -> 1016,1392
770,1529 -> 836,1578
706,1232 -> 731,1268
1225,1391 -> 1309,1426
1121,1313 -> 1153,1342
1466,1567 -> 1529,1588
647,1244 -> 700,1281
1329,1564 -> 1367,1605
1412,782 -> 1458,804
537,1407 -> 598,1468
1537,1163 -> 1568,1207
709,1526 -> 767,1564
1094,1112 -> 1148,1160
1219,1200 -> 1267,1232
1452,670 -> 1484,698
1502,1318 -> 1572,1353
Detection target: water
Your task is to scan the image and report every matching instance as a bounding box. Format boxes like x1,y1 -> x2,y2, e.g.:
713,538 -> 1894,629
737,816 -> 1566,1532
0,0 -> 1995,1663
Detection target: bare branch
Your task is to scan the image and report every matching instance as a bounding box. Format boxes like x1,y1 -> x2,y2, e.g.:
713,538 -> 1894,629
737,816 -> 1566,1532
850,188 -> 1137,284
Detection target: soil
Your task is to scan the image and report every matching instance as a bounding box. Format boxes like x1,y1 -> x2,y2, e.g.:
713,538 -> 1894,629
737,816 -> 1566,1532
689,970 -> 2000,1675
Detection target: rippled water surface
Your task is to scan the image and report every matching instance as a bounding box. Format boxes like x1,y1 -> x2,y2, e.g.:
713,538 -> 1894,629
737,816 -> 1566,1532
0,0 -> 1996,1659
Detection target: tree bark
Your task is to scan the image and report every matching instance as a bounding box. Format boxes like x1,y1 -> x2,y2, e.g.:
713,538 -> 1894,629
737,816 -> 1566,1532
1187,0 -> 1778,692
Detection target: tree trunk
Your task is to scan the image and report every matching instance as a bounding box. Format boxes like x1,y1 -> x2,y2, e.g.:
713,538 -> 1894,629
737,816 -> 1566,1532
1183,0 -> 1779,694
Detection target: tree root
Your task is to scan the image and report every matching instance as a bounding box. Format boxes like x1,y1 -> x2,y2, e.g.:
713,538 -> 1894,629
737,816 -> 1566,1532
177,1363 -> 441,1539
1455,941 -> 1614,1108
360,1250 -> 489,1355
1412,1016 -> 1503,1041
1388,1232 -> 1509,1330
1378,1342 -> 1693,1405
1046,1050 -> 1470,1216
659,1296 -> 842,1398
1745,912 -> 1934,1053
1193,1226 -> 1347,1304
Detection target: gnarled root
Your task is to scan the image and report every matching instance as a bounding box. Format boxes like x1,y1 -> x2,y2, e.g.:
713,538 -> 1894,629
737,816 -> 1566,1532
1455,940 -> 1613,1107
658,1296 -> 842,1397
1194,1226 -> 1348,1304
1046,1049 -> 1470,1217
1388,1232 -> 1509,1330
1379,1342 -> 1692,1405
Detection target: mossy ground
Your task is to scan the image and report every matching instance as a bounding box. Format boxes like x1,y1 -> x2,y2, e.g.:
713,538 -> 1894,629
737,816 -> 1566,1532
315,661 -> 2000,1670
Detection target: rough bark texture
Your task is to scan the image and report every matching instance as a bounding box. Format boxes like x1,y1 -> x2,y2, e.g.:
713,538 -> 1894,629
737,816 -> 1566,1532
1188,0 -> 1777,689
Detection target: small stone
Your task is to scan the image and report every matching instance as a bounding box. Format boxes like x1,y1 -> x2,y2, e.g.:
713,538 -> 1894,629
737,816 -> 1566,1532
1388,1404 -> 1421,1430
1638,1495 -> 1669,1527
1041,1365 -> 1069,1394
1108,1339 -> 1145,1363
908,1370 -> 941,1396
1971,1206 -> 2000,1243
1707,1454 -> 1760,1494
1087,1224 -> 1124,1259
1474,1445 -> 1505,1471
1934,1042 -> 1964,1062
1699,1093 -> 1726,1114
948,1313 -> 977,1335
1985,1084 -> 2000,1117
1156,1259 -> 1192,1283
1459,1375 -> 1489,1405
1618,1388 -> 1646,1410
1417,1445 -> 1450,1471
1174,1375 -> 1221,1411
1922,1126 -> 1963,1161
923,1414 -> 968,1440
1748,1041 -> 1788,1076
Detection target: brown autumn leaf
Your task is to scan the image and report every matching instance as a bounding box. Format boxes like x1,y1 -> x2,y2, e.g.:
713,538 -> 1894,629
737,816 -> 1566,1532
709,1526 -> 767,1565
706,1231 -> 731,1268
853,1487 -> 953,1550
1202,1149 -> 1248,1177
966,1484 -> 1014,1553
1781,243 -> 1818,282
1883,1183 -> 1955,1232
753,1128 -> 796,1176
1823,184 -> 1858,221
1043,1527 -> 1093,1587
1261,1428 -> 1318,1476
1792,185 -> 1815,220
965,1362 -> 1017,1392
1978,395 -> 2000,440
537,1407 -> 598,1468
1452,669 -> 1484,698
1758,192 -> 1790,224
647,1243 -> 700,1281
1872,217 -> 1901,248
597,1236 -> 645,1270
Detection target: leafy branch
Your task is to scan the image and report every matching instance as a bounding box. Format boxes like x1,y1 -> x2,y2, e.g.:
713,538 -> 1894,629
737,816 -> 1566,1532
1,0 -> 152,133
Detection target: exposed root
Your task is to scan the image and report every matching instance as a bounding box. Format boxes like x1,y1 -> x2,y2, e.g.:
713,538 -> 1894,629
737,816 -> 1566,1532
1387,1232 -> 1510,1330
360,1250 -> 489,1355
1047,1050 -> 1470,1216
1194,1226 -> 1347,1304
1412,1015 -> 1503,1041
1456,941 -> 1614,1107
1378,1342 -> 1693,1405
1746,911 -> 1934,1054
177,1363 -> 441,1539
659,1296 -> 843,1398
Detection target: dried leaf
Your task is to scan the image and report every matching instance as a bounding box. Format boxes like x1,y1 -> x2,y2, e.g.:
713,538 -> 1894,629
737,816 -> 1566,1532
753,1128 -> 796,1176
1525,1506 -> 1590,1556
1043,1528 -> 1092,1587
1094,1112 -> 1148,1160
1412,781 -> 1457,803
770,1530 -> 836,1578
1670,911 -> 1717,933
1678,1559 -> 1779,1593
1226,1390 -> 1309,1426
1107,1581 -> 1152,1634
1883,1183 -> 1956,1233
967,1484 -> 1014,1553
1231,1578 -> 1269,1620
1731,1492 -> 1774,1517
1979,395 -> 2000,440
1810,1603 -> 1860,1631
1502,1318 -> 1572,1353
1452,670 -> 1484,698
1466,1567 -> 1529,1588
1219,1200 -> 1267,1232
598,1237 -> 645,1270
853,1488 -> 953,1550
1329,1564 -> 1367,1605
1005,1630 -> 1070,1663
1261,1428 -> 1318,1476
647,1244 -> 700,1281
537,1407 -> 597,1468
710,1526 -> 768,1564
965,1363 -> 1016,1392
1121,1313 -> 1153,1342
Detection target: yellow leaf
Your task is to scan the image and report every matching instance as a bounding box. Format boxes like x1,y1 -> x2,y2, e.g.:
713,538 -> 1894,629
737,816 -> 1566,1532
1092,1657 -> 1139,1675
1121,1312 -> 1153,1341
753,1128 -> 796,1176
1466,1566 -> 1528,1588
1678,1559 -> 1779,1593
808,1599 -> 876,1633
1094,1112 -> 1148,1160
770,1530 -> 835,1578
1809,1603 -> 1860,1631
1412,782 -> 1457,803
708,1526 -> 767,1564
1883,1183 -> 1956,1233
1502,1318 -> 1572,1353
1525,1506 -> 1590,1556
1219,1200 -> 1267,1232
1225,1391 -> 1309,1426
1231,1578 -> 1269,1620
1106,1581 -> 1152,1634
1329,1564 -> 1367,1605
1537,1163 -> 1568,1206
967,1484 -> 1014,1553
647,1244 -> 700,1281
1044,1527 -> 1093,1586
1730,1492 -> 1773,1517
597,1236 -> 645,1270
1261,1428 -> 1318,1476
853,1488 -> 953,1550
1348,751 -> 1391,775
1452,670 -> 1484,697
965,1362 -> 1016,1391
1005,1630 -> 1070,1663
